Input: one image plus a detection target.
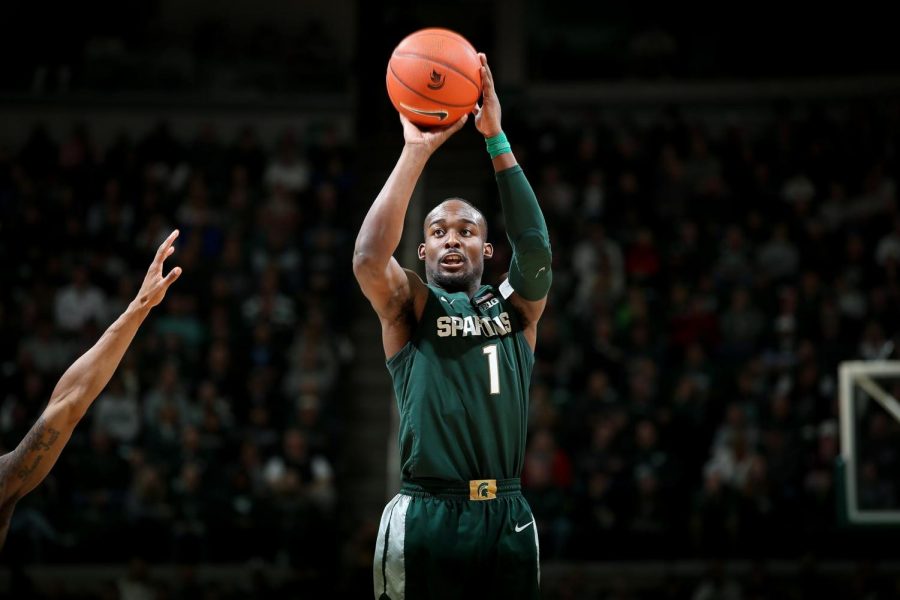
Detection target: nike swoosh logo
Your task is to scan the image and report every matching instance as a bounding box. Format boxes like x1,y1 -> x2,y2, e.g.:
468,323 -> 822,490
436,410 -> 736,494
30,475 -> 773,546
400,102 -> 448,121
514,520 -> 534,533
535,267 -> 546,279
440,297 -> 457,305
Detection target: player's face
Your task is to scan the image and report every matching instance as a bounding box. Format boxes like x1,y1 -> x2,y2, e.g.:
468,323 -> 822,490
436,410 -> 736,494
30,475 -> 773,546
419,200 -> 493,293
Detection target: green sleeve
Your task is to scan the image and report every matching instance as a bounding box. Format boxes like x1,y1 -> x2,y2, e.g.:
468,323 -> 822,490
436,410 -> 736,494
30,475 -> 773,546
496,165 -> 552,301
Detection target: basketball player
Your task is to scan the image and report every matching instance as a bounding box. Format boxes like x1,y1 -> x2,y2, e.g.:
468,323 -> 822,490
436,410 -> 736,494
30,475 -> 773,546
354,54 -> 551,599
0,230 -> 182,548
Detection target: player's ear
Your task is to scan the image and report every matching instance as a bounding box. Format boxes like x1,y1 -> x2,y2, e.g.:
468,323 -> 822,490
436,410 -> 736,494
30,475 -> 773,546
418,243 -> 426,261
483,243 -> 494,259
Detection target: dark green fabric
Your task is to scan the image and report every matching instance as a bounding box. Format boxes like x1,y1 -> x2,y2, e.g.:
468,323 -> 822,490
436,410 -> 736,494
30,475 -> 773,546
386,284 -> 534,482
402,492 -> 539,600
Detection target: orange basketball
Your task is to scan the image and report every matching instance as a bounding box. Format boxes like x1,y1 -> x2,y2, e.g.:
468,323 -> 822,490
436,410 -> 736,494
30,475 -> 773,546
386,28 -> 482,127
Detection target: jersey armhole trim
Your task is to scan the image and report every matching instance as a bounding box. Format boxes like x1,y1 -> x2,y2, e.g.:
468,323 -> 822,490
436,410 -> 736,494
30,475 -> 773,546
516,330 -> 536,363
386,340 -> 414,369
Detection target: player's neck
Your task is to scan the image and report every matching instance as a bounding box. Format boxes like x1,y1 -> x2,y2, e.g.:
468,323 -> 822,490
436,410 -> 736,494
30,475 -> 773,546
429,278 -> 482,298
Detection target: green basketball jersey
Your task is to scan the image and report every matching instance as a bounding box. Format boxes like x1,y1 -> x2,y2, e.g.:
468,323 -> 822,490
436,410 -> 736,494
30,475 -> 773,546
386,282 -> 535,482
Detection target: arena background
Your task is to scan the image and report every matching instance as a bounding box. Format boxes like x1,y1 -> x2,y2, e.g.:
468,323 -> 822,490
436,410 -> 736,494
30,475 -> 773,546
1,1 -> 900,598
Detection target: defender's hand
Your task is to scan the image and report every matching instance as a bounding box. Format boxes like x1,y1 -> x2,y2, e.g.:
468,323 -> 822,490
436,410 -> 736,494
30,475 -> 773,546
134,229 -> 182,310
473,53 -> 502,138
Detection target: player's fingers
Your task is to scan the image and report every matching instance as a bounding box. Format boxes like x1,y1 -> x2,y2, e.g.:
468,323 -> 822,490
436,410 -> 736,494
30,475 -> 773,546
163,266 -> 182,287
399,113 -> 413,134
450,113 -> 468,132
479,54 -> 493,80
481,67 -> 494,96
436,114 -> 467,139
399,113 -> 425,137
155,229 -> 180,263
399,113 -> 421,130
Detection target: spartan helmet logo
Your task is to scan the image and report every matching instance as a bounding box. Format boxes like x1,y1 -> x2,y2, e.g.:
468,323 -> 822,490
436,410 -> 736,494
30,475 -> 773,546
427,68 -> 446,90
478,482 -> 490,498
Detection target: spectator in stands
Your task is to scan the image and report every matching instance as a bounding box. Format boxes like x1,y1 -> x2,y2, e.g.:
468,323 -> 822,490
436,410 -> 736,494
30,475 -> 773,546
91,373 -> 141,445
264,132 -> 310,193
54,265 -> 108,332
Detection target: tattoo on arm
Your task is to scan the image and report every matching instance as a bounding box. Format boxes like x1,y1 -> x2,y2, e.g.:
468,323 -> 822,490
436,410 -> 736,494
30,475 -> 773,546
14,418 -> 61,481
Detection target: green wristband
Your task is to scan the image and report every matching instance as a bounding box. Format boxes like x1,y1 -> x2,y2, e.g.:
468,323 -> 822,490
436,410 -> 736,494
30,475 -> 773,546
485,131 -> 511,159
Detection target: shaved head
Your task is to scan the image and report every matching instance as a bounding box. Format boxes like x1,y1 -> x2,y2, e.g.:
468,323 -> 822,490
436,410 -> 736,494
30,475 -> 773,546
424,198 -> 488,239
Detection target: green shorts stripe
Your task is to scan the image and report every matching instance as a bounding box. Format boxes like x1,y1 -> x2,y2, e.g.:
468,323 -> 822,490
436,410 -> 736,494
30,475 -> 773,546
374,494 -> 411,599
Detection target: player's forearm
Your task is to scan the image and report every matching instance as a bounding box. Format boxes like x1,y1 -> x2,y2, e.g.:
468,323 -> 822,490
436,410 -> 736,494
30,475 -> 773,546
354,145 -> 429,269
496,164 -> 547,238
0,230 -> 179,513
48,301 -> 150,424
495,163 -> 553,300
0,498 -> 13,548
492,150 -> 517,173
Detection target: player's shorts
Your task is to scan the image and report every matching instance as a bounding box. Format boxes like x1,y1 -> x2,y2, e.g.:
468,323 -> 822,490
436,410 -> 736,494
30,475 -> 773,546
373,477 -> 540,600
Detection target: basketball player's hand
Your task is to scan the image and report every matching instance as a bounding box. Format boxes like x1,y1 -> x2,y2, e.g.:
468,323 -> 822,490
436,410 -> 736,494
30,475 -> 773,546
401,113 -> 468,156
473,53 -> 501,138
134,229 -> 182,310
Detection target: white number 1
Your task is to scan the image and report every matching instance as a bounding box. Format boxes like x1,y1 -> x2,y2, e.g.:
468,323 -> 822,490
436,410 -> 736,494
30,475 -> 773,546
483,344 -> 500,395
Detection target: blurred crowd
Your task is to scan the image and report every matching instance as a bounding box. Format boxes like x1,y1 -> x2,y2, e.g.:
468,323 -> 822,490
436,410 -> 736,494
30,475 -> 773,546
499,102 -> 900,560
2,10 -> 346,94
0,120 -> 355,575
3,97 -> 900,598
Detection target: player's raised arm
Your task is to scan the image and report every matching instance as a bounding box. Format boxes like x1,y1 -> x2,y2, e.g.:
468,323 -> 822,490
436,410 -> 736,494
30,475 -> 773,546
473,54 -> 551,349
0,230 -> 182,548
353,114 -> 467,355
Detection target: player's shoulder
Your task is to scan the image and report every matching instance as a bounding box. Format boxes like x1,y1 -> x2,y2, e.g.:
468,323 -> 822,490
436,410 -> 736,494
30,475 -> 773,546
400,269 -> 433,321
489,277 -> 544,331
402,268 -> 425,286
400,269 -> 429,299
